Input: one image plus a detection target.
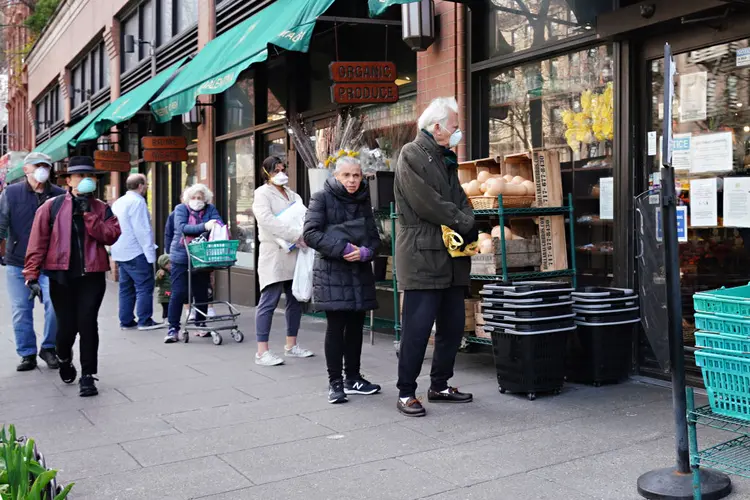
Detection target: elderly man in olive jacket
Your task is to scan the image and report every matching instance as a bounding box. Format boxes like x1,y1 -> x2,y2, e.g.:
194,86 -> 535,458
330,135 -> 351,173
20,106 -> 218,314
394,97 -> 478,417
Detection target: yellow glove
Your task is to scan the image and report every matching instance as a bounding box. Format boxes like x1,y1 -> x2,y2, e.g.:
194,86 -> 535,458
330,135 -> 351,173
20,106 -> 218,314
441,225 -> 479,258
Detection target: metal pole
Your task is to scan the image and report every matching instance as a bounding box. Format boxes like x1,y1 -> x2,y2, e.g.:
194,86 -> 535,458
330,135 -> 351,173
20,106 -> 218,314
150,43 -> 157,78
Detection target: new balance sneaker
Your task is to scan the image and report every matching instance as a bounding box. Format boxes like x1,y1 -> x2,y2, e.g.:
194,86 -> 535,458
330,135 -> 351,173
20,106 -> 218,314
164,328 -> 179,344
138,319 -> 166,331
58,359 -> 77,384
16,355 -> 37,372
255,351 -> 284,366
344,376 -> 381,395
328,379 -> 347,404
284,345 -> 314,358
120,321 -> 138,330
38,348 -> 59,369
79,374 -> 98,397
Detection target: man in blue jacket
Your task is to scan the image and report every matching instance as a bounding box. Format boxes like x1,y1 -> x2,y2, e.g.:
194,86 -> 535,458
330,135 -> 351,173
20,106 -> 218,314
0,152 -> 65,371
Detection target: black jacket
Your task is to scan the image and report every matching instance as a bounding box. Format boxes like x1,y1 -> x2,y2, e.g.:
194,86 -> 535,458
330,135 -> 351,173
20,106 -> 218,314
303,177 -> 380,312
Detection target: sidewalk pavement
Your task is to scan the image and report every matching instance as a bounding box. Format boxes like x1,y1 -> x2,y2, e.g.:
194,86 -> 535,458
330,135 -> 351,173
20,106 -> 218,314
1,270 -> 749,500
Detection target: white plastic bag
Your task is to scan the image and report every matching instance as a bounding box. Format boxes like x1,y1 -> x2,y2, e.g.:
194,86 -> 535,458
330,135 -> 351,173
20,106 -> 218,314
209,222 -> 229,241
274,202 -> 307,253
292,247 -> 315,302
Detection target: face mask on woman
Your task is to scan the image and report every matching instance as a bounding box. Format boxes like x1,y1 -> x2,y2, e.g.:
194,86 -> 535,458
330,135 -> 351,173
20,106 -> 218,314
77,177 -> 97,194
271,172 -> 289,186
189,199 -> 205,211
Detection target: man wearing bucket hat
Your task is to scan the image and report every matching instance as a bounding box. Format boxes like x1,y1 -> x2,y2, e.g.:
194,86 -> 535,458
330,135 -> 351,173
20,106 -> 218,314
24,156 -> 121,396
0,152 -> 65,372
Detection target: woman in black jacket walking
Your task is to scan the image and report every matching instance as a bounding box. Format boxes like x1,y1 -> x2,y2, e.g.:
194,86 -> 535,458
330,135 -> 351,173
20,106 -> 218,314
303,156 -> 381,404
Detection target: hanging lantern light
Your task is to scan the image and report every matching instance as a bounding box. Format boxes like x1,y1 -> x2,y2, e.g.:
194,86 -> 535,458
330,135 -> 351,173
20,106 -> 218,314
402,0 -> 435,52
182,106 -> 202,126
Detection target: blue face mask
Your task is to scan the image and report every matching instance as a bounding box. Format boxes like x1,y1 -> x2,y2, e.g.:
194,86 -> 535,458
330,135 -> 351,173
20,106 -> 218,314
76,177 -> 97,194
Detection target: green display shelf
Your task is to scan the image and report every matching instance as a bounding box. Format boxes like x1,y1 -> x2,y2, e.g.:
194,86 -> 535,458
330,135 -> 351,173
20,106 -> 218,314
471,269 -> 575,282
689,405 -> 750,436
473,206 -> 569,217
464,335 -> 493,345
695,435 -> 750,479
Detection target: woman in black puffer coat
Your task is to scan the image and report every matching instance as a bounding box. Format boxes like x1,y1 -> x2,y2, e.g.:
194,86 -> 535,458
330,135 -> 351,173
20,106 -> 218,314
303,156 -> 381,404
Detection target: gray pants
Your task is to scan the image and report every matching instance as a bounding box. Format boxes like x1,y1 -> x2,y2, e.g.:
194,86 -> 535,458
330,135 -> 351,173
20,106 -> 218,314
255,280 -> 301,343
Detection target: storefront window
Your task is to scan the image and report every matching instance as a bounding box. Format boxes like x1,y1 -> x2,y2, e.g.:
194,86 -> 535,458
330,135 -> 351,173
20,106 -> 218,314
220,135 -> 255,269
487,44 -> 615,285
487,1 -> 614,60
218,73 -> 254,136
359,95 -> 417,169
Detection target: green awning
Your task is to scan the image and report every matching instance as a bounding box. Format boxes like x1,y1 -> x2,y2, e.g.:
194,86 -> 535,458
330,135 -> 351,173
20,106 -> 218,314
5,166 -> 24,183
368,0 -> 419,17
74,59 -> 188,146
40,105 -> 108,162
150,0 -> 335,123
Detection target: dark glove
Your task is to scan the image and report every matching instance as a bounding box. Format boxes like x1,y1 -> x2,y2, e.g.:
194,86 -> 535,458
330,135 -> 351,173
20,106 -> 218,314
459,225 -> 479,251
74,196 -> 91,213
26,280 -> 43,303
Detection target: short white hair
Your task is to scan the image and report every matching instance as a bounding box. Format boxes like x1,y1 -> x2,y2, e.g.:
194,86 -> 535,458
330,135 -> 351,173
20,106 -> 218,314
334,156 -> 361,174
183,183 -> 213,204
417,97 -> 459,133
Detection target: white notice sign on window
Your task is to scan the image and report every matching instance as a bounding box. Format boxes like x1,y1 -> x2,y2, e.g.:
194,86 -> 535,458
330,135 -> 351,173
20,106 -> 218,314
689,178 -> 718,227
599,177 -> 614,220
723,177 -> 750,228
679,72 -> 707,123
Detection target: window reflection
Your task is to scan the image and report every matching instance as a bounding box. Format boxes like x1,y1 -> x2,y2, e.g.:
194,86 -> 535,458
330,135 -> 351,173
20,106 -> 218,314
221,136 -> 255,269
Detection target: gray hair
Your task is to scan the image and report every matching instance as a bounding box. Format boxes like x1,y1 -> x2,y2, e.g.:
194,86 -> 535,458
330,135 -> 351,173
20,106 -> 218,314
334,155 -> 361,174
417,97 -> 459,133
126,173 -> 147,191
183,183 -> 213,204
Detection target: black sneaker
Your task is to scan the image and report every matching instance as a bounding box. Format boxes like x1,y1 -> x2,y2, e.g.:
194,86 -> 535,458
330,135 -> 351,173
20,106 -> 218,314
344,376 -> 381,395
79,374 -> 98,397
120,321 -> 138,330
16,355 -> 37,372
397,397 -> 426,417
38,349 -> 59,369
427,387 -> 473,403
138,319 -> 166,331
328,379 -> 348,404
58,359 -> 77,384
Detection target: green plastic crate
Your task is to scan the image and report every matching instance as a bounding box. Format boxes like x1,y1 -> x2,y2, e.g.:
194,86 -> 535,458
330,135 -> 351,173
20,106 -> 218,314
695,332 -> 750,354
695,313 -> 750,337
188,240 -> 239,269
694,284 -> 750,316
695,350 -> 750,421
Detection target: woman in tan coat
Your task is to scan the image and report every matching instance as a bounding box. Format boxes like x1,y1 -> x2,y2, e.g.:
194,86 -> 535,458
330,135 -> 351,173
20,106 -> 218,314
251,156 -> 314,366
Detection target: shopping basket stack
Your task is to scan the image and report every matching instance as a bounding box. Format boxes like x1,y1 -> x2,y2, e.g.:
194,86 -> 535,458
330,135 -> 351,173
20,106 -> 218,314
479,281 -> 575,401
693,284 -> 750,420
566,287 -> 640,386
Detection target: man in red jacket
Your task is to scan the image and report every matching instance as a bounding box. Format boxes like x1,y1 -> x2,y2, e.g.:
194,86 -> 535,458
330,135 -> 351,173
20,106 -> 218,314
24,156 -> 121,397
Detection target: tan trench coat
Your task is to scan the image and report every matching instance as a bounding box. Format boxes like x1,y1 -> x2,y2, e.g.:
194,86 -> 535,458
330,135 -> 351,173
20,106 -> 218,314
253,183 -> 305,292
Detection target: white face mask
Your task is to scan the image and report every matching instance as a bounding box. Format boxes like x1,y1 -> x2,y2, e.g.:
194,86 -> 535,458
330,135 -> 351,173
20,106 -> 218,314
188,199 -> 205,211
32,167 -> 50,183
449,129 -> 463,148
271,172 -> 289,186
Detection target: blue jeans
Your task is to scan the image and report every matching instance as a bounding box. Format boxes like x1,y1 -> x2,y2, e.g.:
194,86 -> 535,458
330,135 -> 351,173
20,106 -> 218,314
255,281 -> 301,342
7,265 -> 57,357
117,254 -> 155,327
167,261 -> 209,330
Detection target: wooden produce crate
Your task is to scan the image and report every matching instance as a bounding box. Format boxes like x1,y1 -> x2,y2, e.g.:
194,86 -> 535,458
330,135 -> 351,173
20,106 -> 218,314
474,300 -> 485,326
464,298 -> 480,332
474,324 -> 491,339
384,256 -> 393,281
470,237 -> 541,275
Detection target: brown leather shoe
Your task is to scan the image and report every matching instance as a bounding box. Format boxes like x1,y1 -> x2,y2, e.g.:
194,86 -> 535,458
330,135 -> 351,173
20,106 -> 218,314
427,387 -> 473,403
397,397 -> 426,417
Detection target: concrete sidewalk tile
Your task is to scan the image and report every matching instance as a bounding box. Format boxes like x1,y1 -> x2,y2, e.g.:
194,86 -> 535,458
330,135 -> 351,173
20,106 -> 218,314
92,364 -> 208,389
162,393 -> 331,432
246,357 -> 327,382
560,381 -> 671,412
122,415 -> 331,467
3,410 -> 92,441
69,455 -> 252,500
117,375 -> 232,402
0,382 -> 64,404
300,397 -> 404,432
221,422 -> 441,485
0,390 -> 131,422
417,472 -> 598,500
232,374 -> 330,400
47,444 -> 142,482
204,459 -> 454,500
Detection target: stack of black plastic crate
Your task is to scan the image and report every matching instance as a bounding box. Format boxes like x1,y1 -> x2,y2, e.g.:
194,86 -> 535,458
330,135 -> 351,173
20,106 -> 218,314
480,281 -> 576,401
566,287 -> 640,386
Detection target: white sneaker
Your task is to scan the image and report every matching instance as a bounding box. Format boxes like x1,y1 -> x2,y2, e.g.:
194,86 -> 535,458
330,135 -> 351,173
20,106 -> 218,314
188,310 -> 196,321
284,345 -> 314,358
255,351 -> 284,366
208,307 -> 216,318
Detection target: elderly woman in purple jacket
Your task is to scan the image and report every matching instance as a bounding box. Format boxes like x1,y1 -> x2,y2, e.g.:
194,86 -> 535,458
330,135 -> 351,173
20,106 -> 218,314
165,183 -> 222,343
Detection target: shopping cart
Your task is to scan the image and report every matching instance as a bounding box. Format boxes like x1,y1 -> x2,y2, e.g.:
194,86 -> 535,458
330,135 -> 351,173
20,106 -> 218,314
183,238 -> 243,345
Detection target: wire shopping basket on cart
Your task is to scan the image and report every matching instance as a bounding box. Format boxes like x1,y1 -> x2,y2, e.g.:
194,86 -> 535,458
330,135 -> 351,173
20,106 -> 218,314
183,238 -> 243,345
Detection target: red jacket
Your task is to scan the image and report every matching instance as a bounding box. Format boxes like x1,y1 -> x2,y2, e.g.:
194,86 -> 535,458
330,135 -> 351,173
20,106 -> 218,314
23,193 -> 121,281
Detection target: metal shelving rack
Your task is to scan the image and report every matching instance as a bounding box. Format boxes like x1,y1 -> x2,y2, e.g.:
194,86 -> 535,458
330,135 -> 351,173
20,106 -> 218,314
368,202 -> 401,350
465,193 -> 577,346
687,387 -> 750,497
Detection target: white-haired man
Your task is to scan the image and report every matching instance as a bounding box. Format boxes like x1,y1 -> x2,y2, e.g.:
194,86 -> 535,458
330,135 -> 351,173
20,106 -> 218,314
111,173 -> 163,331
394,97 -> 477,417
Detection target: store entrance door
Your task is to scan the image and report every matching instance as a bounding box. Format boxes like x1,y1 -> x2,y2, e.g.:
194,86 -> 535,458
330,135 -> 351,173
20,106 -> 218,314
636,16 -> 750,383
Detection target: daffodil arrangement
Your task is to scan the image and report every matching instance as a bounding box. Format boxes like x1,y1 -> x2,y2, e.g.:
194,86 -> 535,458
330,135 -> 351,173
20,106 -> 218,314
562,82 -> 614,150
323,149 -> 360,168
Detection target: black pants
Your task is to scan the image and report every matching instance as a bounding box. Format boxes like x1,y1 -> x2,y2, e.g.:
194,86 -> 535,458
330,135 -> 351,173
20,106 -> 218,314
397,287 -> 466,398
161,303 -> 169,320
325,311 -> 366,383
50,273 -> 107,375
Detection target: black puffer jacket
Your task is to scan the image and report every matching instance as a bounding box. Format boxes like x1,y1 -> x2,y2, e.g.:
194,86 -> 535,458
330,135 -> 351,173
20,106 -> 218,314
303,177 -> 380,312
